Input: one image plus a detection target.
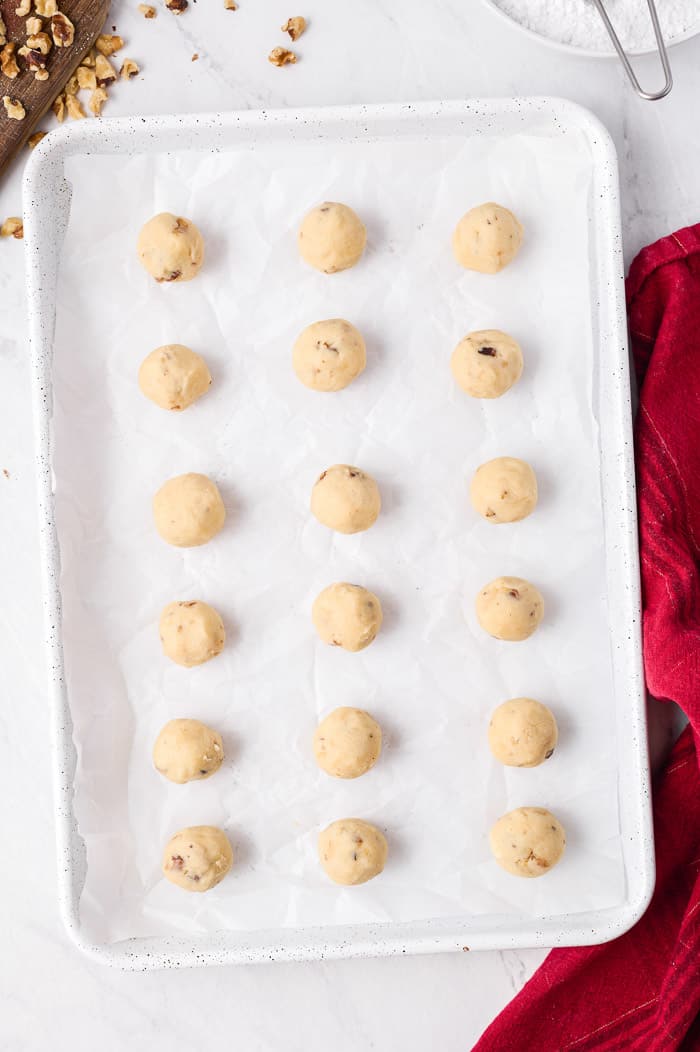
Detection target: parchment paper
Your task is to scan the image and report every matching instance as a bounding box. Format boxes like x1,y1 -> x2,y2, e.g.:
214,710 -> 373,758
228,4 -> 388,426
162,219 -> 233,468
52,128 -> 625,943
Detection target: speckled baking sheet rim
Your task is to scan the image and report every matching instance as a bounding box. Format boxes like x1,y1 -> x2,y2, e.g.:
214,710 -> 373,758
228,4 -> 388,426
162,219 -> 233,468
23,98 -> 654,969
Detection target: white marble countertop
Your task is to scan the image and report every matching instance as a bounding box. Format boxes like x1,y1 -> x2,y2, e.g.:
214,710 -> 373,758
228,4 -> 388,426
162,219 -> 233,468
0,2 -> 695,1048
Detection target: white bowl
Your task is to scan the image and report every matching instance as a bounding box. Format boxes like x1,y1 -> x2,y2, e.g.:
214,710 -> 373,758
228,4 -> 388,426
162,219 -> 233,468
481,0 -> 700,58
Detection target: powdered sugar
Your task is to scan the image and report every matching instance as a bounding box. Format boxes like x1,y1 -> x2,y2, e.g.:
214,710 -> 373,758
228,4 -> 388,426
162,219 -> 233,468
492,0 -> 700,52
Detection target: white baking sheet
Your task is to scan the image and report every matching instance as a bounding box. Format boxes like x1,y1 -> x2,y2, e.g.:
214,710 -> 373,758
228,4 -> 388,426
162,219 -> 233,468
52,128 -> 624,945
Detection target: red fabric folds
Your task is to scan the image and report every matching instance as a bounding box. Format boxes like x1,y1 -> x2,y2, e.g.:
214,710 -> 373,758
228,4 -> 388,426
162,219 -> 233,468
474,224 -> 700,1052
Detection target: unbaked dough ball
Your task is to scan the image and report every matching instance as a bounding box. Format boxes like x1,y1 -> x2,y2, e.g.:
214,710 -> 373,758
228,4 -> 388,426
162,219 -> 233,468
159,600 -> 225,667
314,707 -> 382,778
489,807 -> 566,878
137,212 -> 204,283
476,576 -> 544,641
138,344 -> 212,411
312,582 -> 383,652
318,818 -> 387,885
293,319 -> 366,392
153,718 -> 224,783
162,825 -> 233,892
298,202 -> 367,274
311,464 -> 380,534
153,472 -> 225,547
452,202 -> 523,273
488,698 -> 558,768
470,457 -> 538,524
451,329 -> 523,399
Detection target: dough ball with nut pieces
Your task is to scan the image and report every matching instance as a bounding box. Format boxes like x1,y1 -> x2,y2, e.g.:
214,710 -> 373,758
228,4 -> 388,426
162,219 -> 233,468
159,600 -> 225,667
470,456 -> 538,523
162,825 -> 233,892
312,582 -> 383,652
153,472 -> 225,547
137,212 -> 204,283
451,329 -> 523,399
293,318 -> 366,392
318,818 -> 387,885
138,344 -> 211,411
153,718 -> 224,784
314,707 -> 382,779
311,464 -> 380,534
476,575 -> 544,641
488,698 -> 558,768
489,807 -> 566,878
452,202 -> 523,273
298,202 -> 367,274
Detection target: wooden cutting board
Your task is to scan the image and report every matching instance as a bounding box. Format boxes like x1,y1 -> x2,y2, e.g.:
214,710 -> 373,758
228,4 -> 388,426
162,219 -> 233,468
0,0 -> 110,178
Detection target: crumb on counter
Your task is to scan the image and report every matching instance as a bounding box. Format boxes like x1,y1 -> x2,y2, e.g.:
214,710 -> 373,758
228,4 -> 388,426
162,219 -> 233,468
1,217 -> 23,239
2,468 -> 10,478
139,4 -> 156,16
281,16 -> 306,41
191,52 -> 198,61
165,0 -> 188,12
268,46 -> 296,66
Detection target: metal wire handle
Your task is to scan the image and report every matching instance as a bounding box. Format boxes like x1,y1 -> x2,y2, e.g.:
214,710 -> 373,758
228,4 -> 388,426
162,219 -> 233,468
591,0 -> 673,100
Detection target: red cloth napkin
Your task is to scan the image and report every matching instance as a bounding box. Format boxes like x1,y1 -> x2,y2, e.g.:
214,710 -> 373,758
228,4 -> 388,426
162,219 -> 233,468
474,223 -> 700,1052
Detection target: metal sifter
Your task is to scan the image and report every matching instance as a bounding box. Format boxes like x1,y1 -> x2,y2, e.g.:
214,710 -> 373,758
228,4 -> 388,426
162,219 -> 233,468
591,0 -> 673,99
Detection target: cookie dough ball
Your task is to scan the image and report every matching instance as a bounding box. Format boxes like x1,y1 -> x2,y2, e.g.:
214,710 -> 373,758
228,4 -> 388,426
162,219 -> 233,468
452,202 -> 523,274
314,707 -> 382,779
138,344 -> 212,412
312,583 -> 383,652
298,202 -> 367,274
153,718 -> 224,784
318,818 -> 387,885
488,698 -> 558,768
153,472 -> 225,547
137,212 -> 204,283
311,464 -> 380,534
451,330 -> 523,399
159,600 -> 225,667
489,807 -> 566,878
293,319 -> 366,392
476,576 -> 544,641
162,826 -> 233,892
470,457 -> 538,524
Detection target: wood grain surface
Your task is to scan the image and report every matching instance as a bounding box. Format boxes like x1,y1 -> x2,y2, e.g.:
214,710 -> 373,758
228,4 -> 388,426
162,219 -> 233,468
0,0 -> 110,178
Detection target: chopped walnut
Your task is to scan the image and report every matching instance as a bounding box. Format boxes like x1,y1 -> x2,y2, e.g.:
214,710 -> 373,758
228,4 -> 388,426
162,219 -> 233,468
89,87 -> 108,116
15,0 -> 32,16
64,71 -> 79,94
1,43 -> 20,79
65,93 -> 85,120
95,34 -> 123,56
120,58 -> 139,79
1,217 -> 23,239
95,52 -> 117,86
224,0 -> 237,8
165,0 -> 188,11
281,16 -> 306,40
81,49 -> 96,68
0,15 -> 6,47
191,52 -> 198,61
3,96 -> 26,120
268,46 -> 296,66
27,32 -> 52,55
50,12 -> 74,47
138,3 -> 156,16
52,91 -> 65,122
26,16 -> 42,35
27,130 -> 46,148
76,65 -> 96,90
34,67 -> 48,79
35,0 -> 57,14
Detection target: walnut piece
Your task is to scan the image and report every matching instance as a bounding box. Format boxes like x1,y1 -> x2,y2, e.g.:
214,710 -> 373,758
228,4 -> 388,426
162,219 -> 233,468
64,71 -> 79,94
50,12 -> 74,47
65,93 -> 85,120
96,34 -> 123,56
281,16 -> 306,40
1,217 -> 23,239
138,3 -> 156,16
3,96 -> 26,120
34,66 -> 48,79
268,46 -> 296,66
35,0 -> 57,14
26,16 -> 42,34
89,87 -> 108,116
81,49 -> 96,68
28,130 -> 46,148
224,0 -> 237,8
0,15 -> 6,47
52,92 -> 65,122
95,52 -> 117,86
15,0 -> 31,16
27,32 -> 52,55
120,58 -> 139,79
1,43 -> 20,79
76,65 -> 96,90
165,0 -> 188,11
